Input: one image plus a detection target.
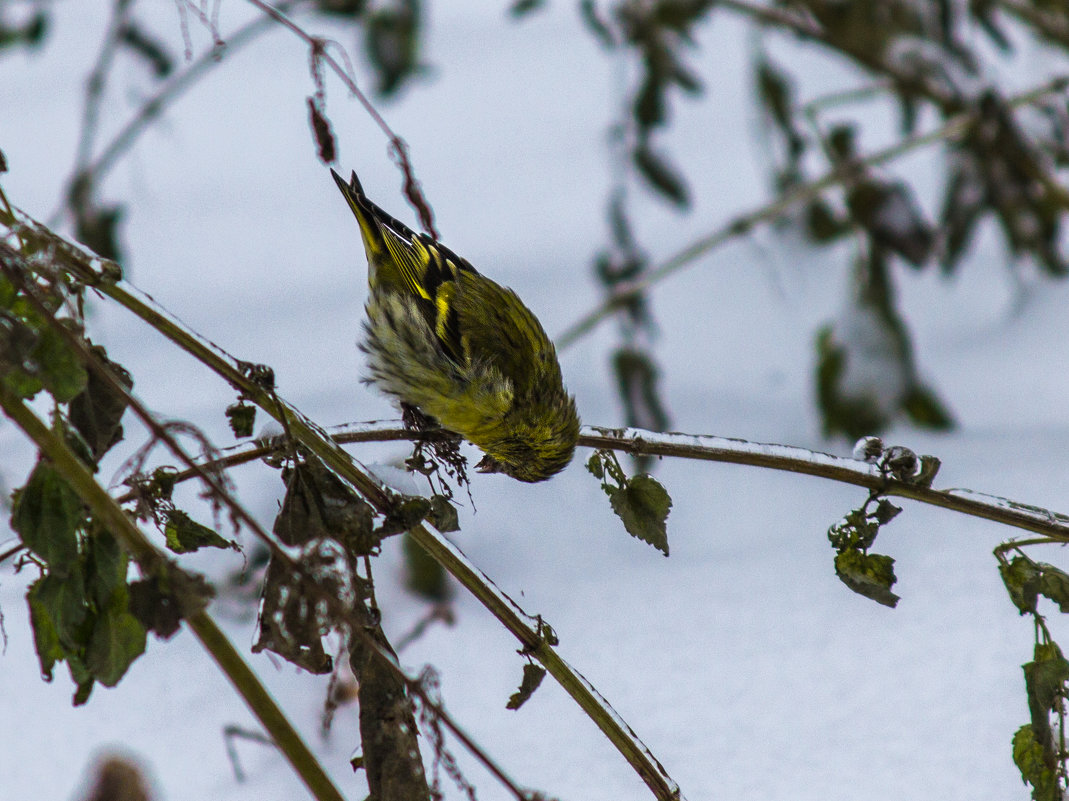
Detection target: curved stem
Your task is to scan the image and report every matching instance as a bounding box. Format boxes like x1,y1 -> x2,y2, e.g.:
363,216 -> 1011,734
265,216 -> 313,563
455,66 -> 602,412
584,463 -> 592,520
112,416 -> 1069,545
402,520 -> 682,799
579,427 -> 1069,539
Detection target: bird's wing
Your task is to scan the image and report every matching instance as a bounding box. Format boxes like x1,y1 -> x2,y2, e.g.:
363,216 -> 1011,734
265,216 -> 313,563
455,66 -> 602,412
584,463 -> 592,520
453,270 -> 558,394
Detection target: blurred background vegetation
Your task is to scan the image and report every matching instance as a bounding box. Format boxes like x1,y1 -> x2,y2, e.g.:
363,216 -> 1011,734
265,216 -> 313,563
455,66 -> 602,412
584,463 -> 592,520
6,0 -> 1069,451
5,2 -> 1069,798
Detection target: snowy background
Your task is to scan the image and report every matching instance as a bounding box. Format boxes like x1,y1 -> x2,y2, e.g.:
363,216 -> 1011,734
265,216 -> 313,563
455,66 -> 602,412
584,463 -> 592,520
2,2 -> 1069,800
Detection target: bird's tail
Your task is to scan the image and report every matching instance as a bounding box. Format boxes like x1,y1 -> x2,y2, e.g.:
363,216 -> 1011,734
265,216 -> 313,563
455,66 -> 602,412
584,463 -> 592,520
331,169 -> 386,267
331,168 -> 429,292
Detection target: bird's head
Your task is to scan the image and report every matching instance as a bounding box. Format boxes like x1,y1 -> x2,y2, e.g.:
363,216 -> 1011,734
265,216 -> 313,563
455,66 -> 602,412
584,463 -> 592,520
474,394 -> 580,483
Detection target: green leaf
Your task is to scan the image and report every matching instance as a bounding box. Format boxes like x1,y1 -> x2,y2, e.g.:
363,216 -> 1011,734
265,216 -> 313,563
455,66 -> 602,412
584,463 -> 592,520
427,494 -> 459,533
27,568 -> 87,654
509,0 -> 544,17
365,2 -> 423,97
1037,563 -> 1069,613
589,450 -> 672,553
86,528 -> 129,608
146,466 -> 178,502
225,401 -> 256,438
117,19 -> 174,78
86,597 -> 146,687
633,144 -> 689,208
607,474 -> 672,556
585,451 -> 606,480
1,296 -> 47,398
11,462 -> 83,573
827,124 -> 856,162
589,448 -> 625,484
163,509 -> 236,554
670,62 -> 702,95
612,347 -> 670,434
756,58 -> 792,130
128,566 -> 213,640
652,0 -> 714,32
0,274 -> 16,307
1012,725 -> 1060,801
26,579 -> 64,680
69,345 -> 132,461
874,499 -> 902,525
402,531 -> 450,602
275,459 -> 378,553
901,385 -> 954,431
755,58 -> 803,161
72,678 -> 94,706
827,507 -> 879,551
67,650 -> 93,688
506,663 -> 546,711
73,202 -> 125,263
313,0 -> 368,20
1022,641 -> 1069,778
1025,641 -> 1069,719
578,0 -> 615,48
805,199 -> 849,243
1000,555 -> 1041,615
0,11 -> 48,53
939,158 -> 986,273
635,73 -> 666,129
32,324 -> 88,403
814,325 -> 889,440
1,367 -> 43,399
833,548 -> 899,607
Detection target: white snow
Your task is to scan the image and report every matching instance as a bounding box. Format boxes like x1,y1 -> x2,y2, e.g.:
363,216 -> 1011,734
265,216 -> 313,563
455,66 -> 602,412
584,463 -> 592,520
2,3 -> 1069,801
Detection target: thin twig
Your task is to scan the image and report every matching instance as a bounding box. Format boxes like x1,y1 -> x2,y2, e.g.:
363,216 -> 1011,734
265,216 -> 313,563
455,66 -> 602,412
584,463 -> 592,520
73,0 -> 134,180
242,0 -> 438,236
50,2 -> 303,228
998,0 -> 1069,51
141,420 -> 1069,544
579,427 -> 1069,540
799,80 -> 894,117
0,542 -> 26,565
177,0 -> 225,43
994,537 -> 1064,554
717,0 -> 824,39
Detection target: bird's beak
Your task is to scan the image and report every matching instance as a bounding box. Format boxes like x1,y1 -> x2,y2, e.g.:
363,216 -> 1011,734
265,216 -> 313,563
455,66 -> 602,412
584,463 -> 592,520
475,454 -> 503,474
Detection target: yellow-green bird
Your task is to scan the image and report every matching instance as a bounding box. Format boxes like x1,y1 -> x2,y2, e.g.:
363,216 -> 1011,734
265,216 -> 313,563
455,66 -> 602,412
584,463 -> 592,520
331,169 -> 580,482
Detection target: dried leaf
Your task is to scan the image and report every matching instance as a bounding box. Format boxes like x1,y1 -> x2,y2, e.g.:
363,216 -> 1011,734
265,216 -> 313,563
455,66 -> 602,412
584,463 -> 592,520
506,663 -> 546,710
